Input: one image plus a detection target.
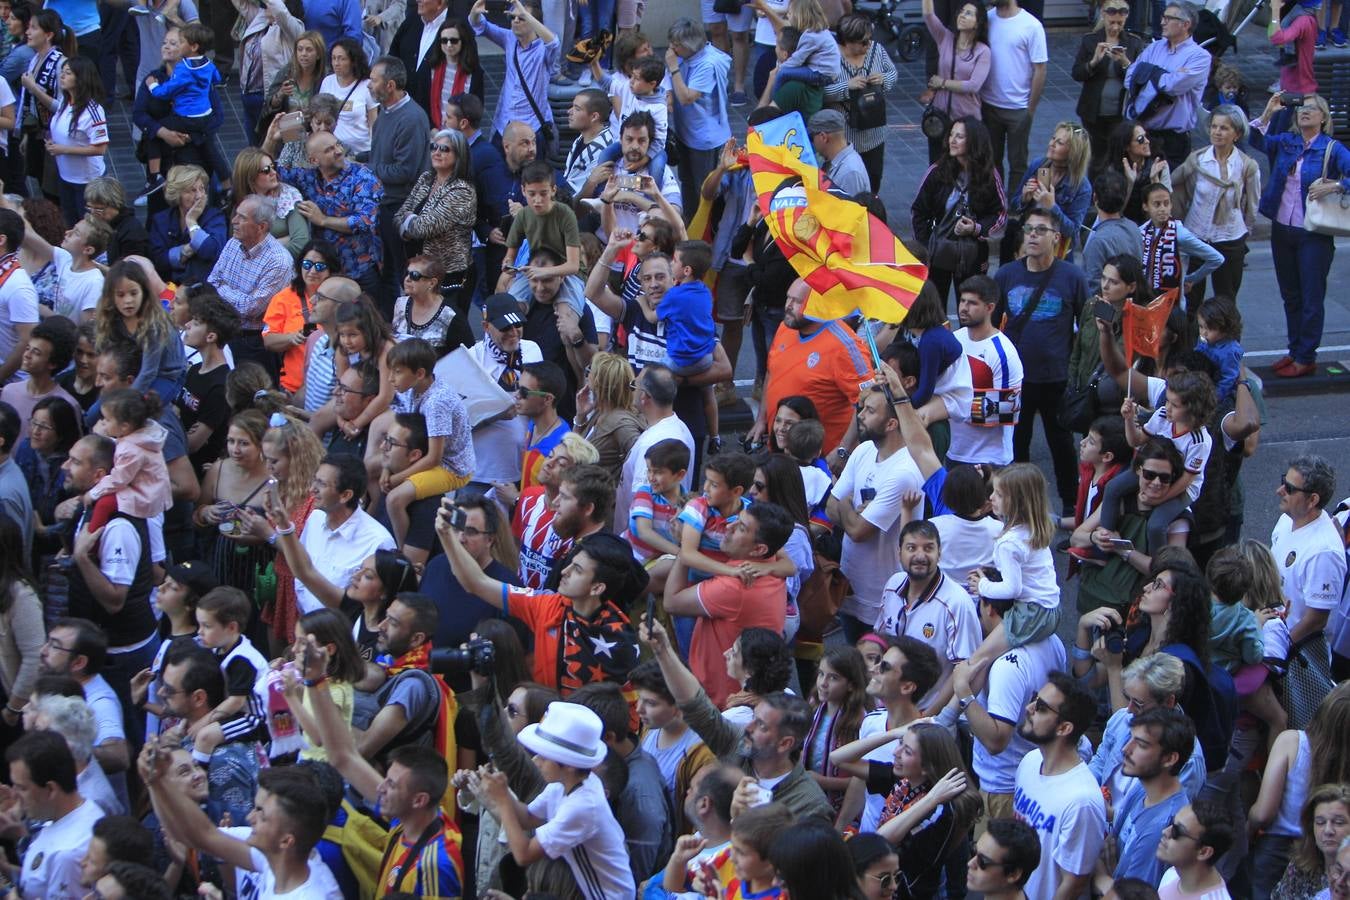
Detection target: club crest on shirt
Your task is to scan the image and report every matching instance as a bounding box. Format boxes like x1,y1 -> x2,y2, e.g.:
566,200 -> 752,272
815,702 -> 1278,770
807,352 -> 820,369
1286,551 -> 1297,567
923,623 -> 936,639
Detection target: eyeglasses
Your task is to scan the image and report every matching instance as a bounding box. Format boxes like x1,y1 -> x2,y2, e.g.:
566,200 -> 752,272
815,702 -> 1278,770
751,480 -> 766,492
156,681 -> 185,698
972,852 -> 1013,871
429,142 -> 454,153
1166,819 -> 1198,841
450,518 -> 488,537
867,870 -> 902,889
257,164 -> 276,174
301,259 -> 329,272
1139,468 -> 1175,485
333,384 -> 374,396
1125,692 -> 1155,711
1103,5 -> 1129,11
405,269 -> 432,281
1029,693 -> 1061,715
516,387 -> 551,398
440,36 -> 461,44
28,418 -> 53,433
43,637 -> 72,652
1280,477 -> 1314,494
1133,133 -> 1151,144
1161,12 -> 1185,21
1024,225 -> 1058,236
636,230 -> 653,241
1144,576 -> 1173,593
379,435 -> 410,450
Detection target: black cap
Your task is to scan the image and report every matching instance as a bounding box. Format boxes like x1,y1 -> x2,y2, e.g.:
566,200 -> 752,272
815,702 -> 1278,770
485,294 -> 525,330
164,560 -> 220,599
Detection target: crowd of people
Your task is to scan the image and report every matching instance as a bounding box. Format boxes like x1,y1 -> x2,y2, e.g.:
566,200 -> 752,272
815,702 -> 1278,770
0,0 -> 1346,895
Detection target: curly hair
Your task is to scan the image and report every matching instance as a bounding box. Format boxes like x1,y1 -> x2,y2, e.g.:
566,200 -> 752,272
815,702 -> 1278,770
20,197 -> 65,246
329,36 -> 370,81
1164,370 -> 1217,430
1155,565 -> 1211,669
739,627 -> 794,696
262,418 -> 325,516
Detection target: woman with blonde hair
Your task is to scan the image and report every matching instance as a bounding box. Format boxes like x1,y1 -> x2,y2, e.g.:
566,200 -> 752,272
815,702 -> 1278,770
231,147 -> 310,258
148,164 -> 228,286
264,31 -> 329,166
1012,122 -> 1094,260
574,352 -> 643,476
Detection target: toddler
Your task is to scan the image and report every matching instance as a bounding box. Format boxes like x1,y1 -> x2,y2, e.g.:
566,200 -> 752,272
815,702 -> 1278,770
1195,295 -> 1244,404
85,388 -> 173,532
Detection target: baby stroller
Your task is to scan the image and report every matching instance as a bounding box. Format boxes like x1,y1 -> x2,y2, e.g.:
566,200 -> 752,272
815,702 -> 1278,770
1195,0 -> 1268,54
854,0 -> 929,62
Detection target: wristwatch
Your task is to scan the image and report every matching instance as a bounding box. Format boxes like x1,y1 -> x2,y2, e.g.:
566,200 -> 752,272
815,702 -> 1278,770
957,694 -> 977,712
834,447 -> 850,461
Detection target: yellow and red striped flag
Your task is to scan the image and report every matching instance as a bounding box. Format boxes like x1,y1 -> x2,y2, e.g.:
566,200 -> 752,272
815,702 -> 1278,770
746,112 -> 927,324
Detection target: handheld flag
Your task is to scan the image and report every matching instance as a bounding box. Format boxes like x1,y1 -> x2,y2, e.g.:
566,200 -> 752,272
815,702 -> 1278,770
746,112 -> 927,324
1122,288 -> 1179,365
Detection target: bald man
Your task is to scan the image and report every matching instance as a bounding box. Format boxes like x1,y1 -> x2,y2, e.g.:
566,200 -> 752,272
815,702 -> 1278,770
298,276 -> 363,414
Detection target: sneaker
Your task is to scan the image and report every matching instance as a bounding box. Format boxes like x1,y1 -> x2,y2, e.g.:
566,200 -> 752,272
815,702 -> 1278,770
730,90 -> 749,107
1332,27 -> 1348,46
1316,28 -> 1327,48
136,174 -> 165,203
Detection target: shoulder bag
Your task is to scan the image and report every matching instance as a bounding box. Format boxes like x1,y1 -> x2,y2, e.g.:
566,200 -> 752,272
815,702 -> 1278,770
1305,140 -> 1350,237
920,36 -> 957,140
926,185 -> 980,274
847,43 -> 888,130
1000,263 -> 1055,345
513,43 -> 556,150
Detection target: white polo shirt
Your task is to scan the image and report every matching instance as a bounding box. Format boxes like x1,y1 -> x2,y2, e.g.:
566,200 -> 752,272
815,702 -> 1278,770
874,571 -> 982,709
1271,509 -> 1346,635
19,798 -> 102,899
295,506 -> 396,613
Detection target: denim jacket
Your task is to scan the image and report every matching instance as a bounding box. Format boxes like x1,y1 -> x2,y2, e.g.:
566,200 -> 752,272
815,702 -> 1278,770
1250,124 -> 1350,222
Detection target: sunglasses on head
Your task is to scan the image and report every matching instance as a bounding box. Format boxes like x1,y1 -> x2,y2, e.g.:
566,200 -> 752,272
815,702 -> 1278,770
1138,467 -> 1174,484
301,259 -> 329,272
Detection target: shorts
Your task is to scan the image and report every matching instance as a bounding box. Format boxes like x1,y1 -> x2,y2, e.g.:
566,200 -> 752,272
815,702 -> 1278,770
700,0 -> 755,30
715,263 -> 752,323
1003,601 -> 1061,649
409,466 -> 472,501
667,351 -> 716,377
975,791 -> 1014,838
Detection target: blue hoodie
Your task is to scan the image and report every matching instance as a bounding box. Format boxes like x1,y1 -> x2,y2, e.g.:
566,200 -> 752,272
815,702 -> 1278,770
149,55 -> 220,118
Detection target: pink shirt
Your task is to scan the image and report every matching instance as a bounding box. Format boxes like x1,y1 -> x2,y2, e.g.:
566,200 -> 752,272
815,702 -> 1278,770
87,420 -> 173,520
1277,154 -> 1305,227
1271,12 -> 1319,94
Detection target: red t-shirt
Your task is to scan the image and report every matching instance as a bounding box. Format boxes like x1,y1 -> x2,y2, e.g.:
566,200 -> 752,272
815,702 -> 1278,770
690,565 -> 787,708
513,486 -> 569,591
503,586 -> 640,694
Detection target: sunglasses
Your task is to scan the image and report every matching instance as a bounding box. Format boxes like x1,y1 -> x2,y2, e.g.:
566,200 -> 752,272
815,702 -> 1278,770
1029,693 -> 1060,715
441,36 -> 462,44
1280,477 -> 1314,494
1133,133 -> 1151,144
636,230 -> 653,241
405,269 -> 432,281
1024,225 -> 1058,236
257,164 -> 276,174
429,142 -> 455,153
1103,5 -> 1129,11
300,259 -> 329,272
1139,468 -> 1175,485
973,852 -> 1013,871
379,435 -> 410,450
516,387 -> 551,398
1167,819 -> 1197,841
867,870 -> 902,889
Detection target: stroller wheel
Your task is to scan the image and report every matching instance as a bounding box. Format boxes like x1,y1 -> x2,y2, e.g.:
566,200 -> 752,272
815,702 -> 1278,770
896,23 -> 927,61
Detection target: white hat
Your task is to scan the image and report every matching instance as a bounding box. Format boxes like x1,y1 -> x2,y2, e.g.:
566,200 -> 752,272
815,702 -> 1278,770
518,702 -> 607,770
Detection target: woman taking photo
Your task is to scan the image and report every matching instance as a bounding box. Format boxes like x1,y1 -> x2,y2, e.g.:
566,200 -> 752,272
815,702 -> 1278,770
396,128 -> 477,311
911,116 -> 1006,307
149,164 -> 228,286
265,30 -> 328,162
231,147 -> 310,259
824,13 -> 898,192
1071,0 -> 1145,174
573,351 -> 642,476
0,518 -> 42,733
918,0 -> 990,163
392,255 -> 473,353
319,37 -> 374,161
1014,122 -> 1094,260
264,240 -> 342,396
1272,783 -> 1350,900
1172,104 -> 1260,313
1250,91 -> 1350,379
428,18 -> 485,129
14,395 -> 80,566
1105,118 -> 1171,224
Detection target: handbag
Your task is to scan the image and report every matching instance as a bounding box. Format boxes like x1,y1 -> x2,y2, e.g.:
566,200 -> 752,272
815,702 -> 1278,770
847,44 -> 887,130
926,188 -> 980,274
1305,140 -> 1350,237
920,35 -> 957,139
512,44 -> 555,148
1278,632 -> 1335,729
1057,362 -> 1109,432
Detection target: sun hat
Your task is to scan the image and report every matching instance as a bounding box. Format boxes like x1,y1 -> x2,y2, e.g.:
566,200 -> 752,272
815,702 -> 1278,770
518,701 -> 608,770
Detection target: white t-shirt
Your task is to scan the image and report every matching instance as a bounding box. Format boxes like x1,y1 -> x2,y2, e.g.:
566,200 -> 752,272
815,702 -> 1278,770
832,443 -> 924,624
84,673 -> 127,747
1013,751 -> 1107,900
616,412 -> 696,532
319,75 -> 374,153
463,338 -> 543,484
526,774 -> 636,900
1271,510 -> 1347,635
19,798 -> 103,899
949,329 -> 1023,466
875,571 -> 981,708
981,9 -> 1048,108
932,513 -> 1002,584
48,99 -> 109,183
1143,406 -> 1211,503
219,827 -> 344,900
0,78 -> 15,143
935,350 -> 974,424
0,263 -> 39,384
753,0 -> 789,44
51,246 -> 103,321
858,708 -> 901,833
971,635 -> 1066,794
1158,867 -> 1236,899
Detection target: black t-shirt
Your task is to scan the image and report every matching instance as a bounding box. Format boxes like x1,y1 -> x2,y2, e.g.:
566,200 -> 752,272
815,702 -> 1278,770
178,362 -> 230,473
374,495 -> 443,561
865,762 -> 961,900
55,369 -> 98,412
522,298 -> 596,422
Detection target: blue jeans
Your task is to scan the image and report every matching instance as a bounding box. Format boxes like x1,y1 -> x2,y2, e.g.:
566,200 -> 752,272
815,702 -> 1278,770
750,302 -> 784,381
1245,833 -> 1295,900
58,181 -> 88,227
575,0 -> 616,41
1271,221 -> 1335,364
242,90 -> 265,141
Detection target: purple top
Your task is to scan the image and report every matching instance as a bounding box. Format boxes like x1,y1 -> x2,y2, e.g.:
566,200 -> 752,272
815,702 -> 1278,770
924,12 -> 991,122
1124,36 -> 1210,132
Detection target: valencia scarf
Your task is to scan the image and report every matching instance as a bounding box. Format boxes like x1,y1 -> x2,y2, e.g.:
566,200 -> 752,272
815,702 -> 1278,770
384,642 -> 460,815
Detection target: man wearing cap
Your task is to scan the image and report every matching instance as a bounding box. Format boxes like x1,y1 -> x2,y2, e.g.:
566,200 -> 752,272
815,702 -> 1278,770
465,295 -> 544,493
808,109 -> 872,197
473,701 -> 636,900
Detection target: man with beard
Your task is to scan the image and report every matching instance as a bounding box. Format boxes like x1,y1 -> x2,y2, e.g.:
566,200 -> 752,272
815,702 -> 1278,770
516,360 -> 571,491
467,293 -> 543,492
662,764 -> 741,880
576,112 -> 683,237
874,520 -> 982,714
948,275 -> 1024,468
1095,706 -> 1193,891
357,592 -> 450,764
639,616 -> 834,825
438,521 -> 640,695
519,250 -> 598,420
1011,671 -> 1107,900
664,502 -> 794,708
539,464 -> 615,587
504,432 -> 600,589
826,384 -> 924,644
751,278 -> 874,462
1155,801 -> 1238,899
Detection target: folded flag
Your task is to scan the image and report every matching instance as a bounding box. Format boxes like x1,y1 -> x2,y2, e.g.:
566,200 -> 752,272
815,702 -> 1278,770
1122,287 -> 1179,364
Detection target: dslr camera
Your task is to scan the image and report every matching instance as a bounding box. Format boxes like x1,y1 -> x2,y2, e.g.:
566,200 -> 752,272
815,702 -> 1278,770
431,637 -> 496,677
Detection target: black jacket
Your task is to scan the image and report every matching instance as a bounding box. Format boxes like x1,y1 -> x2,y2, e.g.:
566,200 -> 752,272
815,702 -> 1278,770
391,14 -> 440,116
910,165 -> 1005,247
1070,29 -> 1148,123
108,208 -> 152,262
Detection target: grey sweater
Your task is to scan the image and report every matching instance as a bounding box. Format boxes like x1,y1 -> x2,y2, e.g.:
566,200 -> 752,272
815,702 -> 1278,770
370,94 -> 431,208
1080,216 -> 1144,293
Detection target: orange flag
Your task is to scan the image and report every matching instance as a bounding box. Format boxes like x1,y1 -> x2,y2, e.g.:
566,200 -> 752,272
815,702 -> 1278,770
1122,288 -> 1179,364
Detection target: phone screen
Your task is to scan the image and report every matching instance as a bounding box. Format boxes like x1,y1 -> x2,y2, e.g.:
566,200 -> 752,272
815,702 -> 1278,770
1093,298 -> 1117,323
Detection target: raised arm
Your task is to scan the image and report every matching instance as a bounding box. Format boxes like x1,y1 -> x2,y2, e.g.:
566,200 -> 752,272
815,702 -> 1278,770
297,642 -> 384,801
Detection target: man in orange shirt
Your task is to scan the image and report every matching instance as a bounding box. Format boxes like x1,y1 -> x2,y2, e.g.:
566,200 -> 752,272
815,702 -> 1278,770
663,502 -> 794,707
749,278 -> 876,466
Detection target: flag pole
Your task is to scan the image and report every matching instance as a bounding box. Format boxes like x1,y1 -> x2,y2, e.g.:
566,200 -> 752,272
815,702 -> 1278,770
861,317 -> 896,405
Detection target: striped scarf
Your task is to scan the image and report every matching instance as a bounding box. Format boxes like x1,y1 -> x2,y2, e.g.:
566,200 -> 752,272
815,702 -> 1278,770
1141,217 -> 1180,291
383,643 -> 460,815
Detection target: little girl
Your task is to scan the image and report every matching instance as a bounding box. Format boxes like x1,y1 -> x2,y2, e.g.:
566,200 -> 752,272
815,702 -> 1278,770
803,646 -> 871,812
1099,369 -> 1216,552
308,296 -> 394,441
963,464 -> 1061,673
275,608 -> 363,762
767,0 -> 840,111
84,388 -> 174,530
1195,295 -> 1244,405
95,260 -> 187,408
